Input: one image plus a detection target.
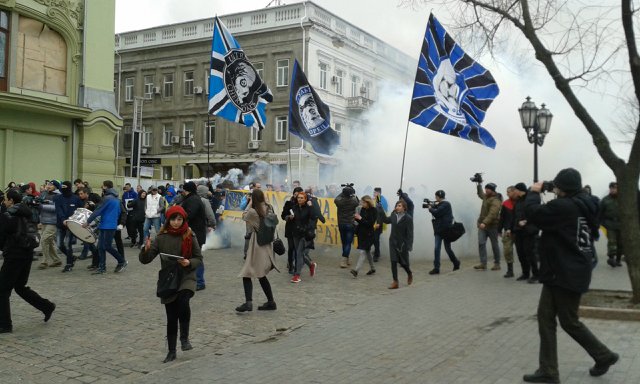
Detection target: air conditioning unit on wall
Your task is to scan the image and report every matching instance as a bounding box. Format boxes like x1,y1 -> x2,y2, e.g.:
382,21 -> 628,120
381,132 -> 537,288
153,86 -> 161,95
331,76 -> 338,84
141,148 -> 148,154
248,141 -> 260,150
194,86 -> 203,94
170,136 -> 180,144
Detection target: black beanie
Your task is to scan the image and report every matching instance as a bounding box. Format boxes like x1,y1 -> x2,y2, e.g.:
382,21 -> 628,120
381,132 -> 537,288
183,181 -> 197,193
553,168 -> 582,194
514,182 -> 527,193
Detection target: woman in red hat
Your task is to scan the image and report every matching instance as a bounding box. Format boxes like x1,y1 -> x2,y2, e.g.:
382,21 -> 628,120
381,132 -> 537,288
140,205 -> 203,363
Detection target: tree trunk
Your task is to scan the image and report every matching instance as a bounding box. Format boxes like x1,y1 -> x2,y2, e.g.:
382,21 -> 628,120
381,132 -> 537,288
618,167 -> 640,303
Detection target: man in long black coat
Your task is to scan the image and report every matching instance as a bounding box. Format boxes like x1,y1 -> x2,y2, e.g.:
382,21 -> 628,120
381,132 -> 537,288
180,181 -> 207,290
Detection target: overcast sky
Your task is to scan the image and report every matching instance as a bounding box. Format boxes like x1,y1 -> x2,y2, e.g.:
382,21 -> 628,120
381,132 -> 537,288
114,0 -> 631,199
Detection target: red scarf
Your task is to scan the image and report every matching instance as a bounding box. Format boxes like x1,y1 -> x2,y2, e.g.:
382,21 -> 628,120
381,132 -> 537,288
162,205 -> 193,259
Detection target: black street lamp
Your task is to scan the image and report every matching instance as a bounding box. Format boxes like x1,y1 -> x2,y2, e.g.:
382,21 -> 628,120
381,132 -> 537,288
518,96 -> 553,182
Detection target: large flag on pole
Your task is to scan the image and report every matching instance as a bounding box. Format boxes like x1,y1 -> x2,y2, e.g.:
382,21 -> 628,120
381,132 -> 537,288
208,17 -> 272,129
410,13 -> 500,148
289,59 -> 339,155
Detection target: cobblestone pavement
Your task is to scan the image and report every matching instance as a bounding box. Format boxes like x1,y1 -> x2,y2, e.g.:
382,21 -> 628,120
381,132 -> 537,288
1,240 -> 639,384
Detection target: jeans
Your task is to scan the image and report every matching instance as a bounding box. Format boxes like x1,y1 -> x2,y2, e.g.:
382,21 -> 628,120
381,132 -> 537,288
354,249 -> 374,272
478,226 -> 501,265
338,223 -> 355,258
57,227 -> 75,266
293,236 -> 311,275
537,284 -> 613,377
97,229 -> 125,271
143,217 -> 162,240
433,234 -> 459,270
80,242 -> 98,260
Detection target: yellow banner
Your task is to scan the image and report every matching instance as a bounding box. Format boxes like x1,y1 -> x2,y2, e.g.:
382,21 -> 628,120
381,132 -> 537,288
221,190 -> 342,246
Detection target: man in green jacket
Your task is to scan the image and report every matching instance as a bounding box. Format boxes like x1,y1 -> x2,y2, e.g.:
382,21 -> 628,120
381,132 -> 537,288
599,182 -> 622,267
475,182 -> 502,270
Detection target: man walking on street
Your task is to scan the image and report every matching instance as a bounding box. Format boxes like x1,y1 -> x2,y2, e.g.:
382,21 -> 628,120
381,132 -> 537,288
372,187 -> 388,262
334,185 -> 359,268
499,186 -> 516,278
523,168 -> 618,383
474,182 -> 502,270
599,182 -> 623,267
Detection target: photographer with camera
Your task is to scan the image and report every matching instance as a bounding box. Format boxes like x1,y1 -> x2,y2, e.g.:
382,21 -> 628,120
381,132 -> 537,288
474,176 -> 502,271
522,168 -> 618,383
334,184 -> 359,268
426,190 -> 461,275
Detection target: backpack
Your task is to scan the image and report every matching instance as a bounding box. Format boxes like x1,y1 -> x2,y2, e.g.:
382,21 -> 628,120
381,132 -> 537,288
256,205 -> 278,246
15,216 -> 41,250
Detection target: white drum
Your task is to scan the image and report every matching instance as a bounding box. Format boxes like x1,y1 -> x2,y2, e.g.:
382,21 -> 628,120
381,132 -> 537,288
66,208 -> 97,244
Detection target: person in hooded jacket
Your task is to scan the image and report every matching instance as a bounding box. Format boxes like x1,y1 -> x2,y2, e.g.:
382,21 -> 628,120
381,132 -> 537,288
85,181 -> 128,275
129,190 -> 147,248
139,205 -> 203,363
522,168 -> 619,384
54,181 -> 83,272
0,189 -> 56,334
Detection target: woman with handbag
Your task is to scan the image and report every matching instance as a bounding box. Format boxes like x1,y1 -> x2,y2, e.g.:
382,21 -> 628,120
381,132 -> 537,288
139,205 -> 202,363
350,195 -> 377,277
236,189 -> 279,312
378,199 -> 414,289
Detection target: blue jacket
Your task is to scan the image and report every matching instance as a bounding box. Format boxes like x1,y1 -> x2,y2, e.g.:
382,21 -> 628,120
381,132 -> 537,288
54,192 -> 83,228
165,185 -> 176,204
88,188 -> 120,229
122,189 -> 138,204
429,200 -> 454,236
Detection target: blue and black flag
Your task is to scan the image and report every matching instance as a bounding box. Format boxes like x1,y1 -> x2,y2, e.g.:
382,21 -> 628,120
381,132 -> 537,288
410,13 -> 499,148
208,17 -> 272,129
289,59 -> 340,155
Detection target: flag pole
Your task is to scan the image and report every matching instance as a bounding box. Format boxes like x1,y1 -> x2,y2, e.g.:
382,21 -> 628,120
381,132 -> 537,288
399,121 -> 411,190
206,114 -> 211,182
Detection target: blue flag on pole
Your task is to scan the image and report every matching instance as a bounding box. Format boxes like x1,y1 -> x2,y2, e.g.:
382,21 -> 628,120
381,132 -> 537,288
289,59 -> 340,156
410,13 -> 500,148
208,17 -> 272,129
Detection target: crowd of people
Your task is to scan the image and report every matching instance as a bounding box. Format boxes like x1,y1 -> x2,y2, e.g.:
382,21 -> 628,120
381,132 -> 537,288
0,169 -> 628,379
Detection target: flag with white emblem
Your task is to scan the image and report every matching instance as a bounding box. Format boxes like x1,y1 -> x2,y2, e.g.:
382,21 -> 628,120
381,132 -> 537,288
208,17 -> 272,129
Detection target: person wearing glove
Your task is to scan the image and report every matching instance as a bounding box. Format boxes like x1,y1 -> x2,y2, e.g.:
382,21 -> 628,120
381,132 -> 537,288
85,180 -> 128,275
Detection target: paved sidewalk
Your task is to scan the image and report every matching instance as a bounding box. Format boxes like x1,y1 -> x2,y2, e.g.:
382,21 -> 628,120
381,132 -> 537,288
1,242 -> 638,384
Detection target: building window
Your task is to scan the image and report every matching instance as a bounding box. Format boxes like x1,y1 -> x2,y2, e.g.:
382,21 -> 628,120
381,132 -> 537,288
319,63 -> 327,90
143,75 -> 154,99
183,165 -> 193,179
254,62 -> 264,79
204,120 -> 215,145
184,71 -> 194,96
162,124 -> 173,146
0,10 -> 10,92
123,125 -> 132,149
125,77 -> 134,102
350,75 -> 359,97
275,116 -> 288,142
335,69 -> 344,95
334,122 -> 342,145
162,166 -> 172,180
183,122 -> 194,146
362,80 -> 371,99
142,125 -> 152,148
276,59 -> 289,87
163,73 -> 174,97
250,126 -> 262,142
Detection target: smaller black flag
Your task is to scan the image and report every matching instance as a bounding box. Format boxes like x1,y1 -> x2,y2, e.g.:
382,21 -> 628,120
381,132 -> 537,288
288,59 -> 339,156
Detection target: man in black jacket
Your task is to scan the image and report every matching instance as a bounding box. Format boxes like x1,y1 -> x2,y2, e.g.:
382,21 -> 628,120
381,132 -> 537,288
181,181 -> 207,290
334,185 -> 359,268
427,190 -> 460,274
513,182 -> 540,283
0,189 -> 56,333
522,168 -> 618,383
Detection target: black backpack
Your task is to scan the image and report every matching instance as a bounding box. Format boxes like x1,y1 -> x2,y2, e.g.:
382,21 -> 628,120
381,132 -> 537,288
14,216 -> 41,250
256,205 -> 278,246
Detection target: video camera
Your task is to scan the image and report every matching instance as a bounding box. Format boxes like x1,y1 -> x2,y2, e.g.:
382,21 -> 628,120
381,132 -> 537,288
341,183 -> 356,197
422,198 -> 434,209
541,181 -> 555,193
470,172 -> 483,183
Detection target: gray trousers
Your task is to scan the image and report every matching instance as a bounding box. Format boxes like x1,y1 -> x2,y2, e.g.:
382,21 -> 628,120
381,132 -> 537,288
478,226 -> 501,264
354,249 -> 374,272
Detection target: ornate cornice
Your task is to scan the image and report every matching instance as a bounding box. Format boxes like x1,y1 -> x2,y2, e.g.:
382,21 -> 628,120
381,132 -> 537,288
33,0 -> 84,28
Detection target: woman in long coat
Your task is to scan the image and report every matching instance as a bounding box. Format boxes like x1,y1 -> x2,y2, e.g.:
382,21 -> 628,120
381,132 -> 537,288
139,205 -> 203,363
236,188 -> 279,312
378,200 -> 414,289
351,195 -> 377,277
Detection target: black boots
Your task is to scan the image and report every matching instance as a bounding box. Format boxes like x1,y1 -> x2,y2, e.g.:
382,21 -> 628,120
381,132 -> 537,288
235,301 -> 253,312
504,263 -> 514,278
180,339 -> 193,351
257,301 -> 277,311
589,352 -> 619,377
522,370 -> 559,383
163,351 -> 176,363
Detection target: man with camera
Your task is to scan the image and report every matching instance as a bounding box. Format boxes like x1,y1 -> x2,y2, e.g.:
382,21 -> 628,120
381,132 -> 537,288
426,190 -> 460,274
334,184 -> 359,268
522,168 -> 618,383
474,176 -> 502,271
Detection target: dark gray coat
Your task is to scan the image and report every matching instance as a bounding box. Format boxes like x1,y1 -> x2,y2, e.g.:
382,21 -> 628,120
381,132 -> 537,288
379,210 -> 413,264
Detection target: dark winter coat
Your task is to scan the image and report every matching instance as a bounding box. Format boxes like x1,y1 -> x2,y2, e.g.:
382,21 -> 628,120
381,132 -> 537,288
130,196 -> 147,223
291,203 -> 316,239
513,194 -> 538,235
429,200 -> 454,236
180,192 -> 207,246
0,203 -> 33,260
281,199 -> 297,238
379,210 -> 413,264
599,194 -> 620,231
498,198 -> 515,232
334,192 -> 359,225
139,231 -> 203,304
54,192 -> 83,228
355,206 -> 377,250
525,191 -> 598,294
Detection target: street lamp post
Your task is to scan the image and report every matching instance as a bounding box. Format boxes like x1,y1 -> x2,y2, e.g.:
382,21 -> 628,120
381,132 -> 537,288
518,96 -> 553,183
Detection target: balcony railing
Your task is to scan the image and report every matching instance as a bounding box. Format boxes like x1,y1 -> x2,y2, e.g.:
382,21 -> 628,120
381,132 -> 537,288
346,96 -> 373,111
